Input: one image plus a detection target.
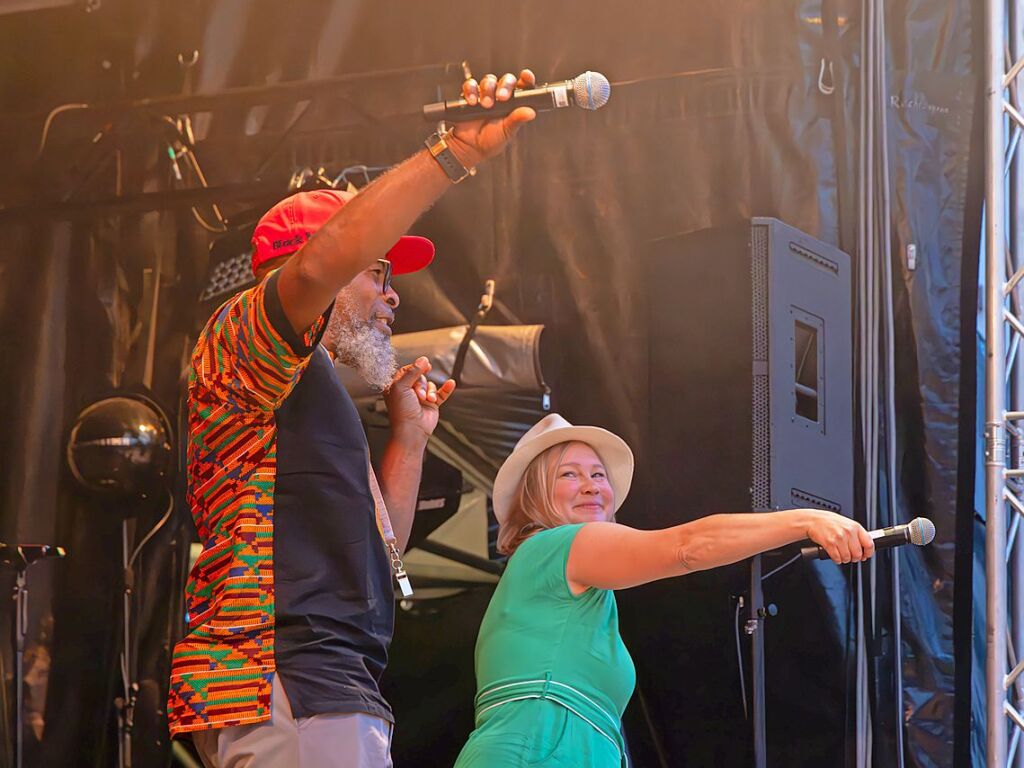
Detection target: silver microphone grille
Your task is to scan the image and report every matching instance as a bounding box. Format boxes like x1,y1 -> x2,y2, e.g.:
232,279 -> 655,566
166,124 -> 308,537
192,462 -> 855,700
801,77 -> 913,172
571,71 -> 611,110
908,517 -> 936,546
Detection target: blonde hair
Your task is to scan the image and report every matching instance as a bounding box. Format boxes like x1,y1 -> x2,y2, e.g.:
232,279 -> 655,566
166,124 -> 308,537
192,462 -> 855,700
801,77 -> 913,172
496,441 -> 612,555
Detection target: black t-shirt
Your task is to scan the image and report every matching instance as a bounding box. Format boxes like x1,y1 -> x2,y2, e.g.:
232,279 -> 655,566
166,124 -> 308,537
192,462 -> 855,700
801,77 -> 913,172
268,283 -> 395,723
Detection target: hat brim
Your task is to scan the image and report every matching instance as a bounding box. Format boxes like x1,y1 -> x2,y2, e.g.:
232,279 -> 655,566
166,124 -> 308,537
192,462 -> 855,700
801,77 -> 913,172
387,235 -> 434,275
491,425 -> 634,525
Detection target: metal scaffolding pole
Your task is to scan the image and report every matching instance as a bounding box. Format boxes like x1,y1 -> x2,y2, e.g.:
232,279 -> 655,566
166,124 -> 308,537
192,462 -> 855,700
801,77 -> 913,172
1010,0 -> 1024,759
984,0 -> 1024,760
1011,0 -> 1024,751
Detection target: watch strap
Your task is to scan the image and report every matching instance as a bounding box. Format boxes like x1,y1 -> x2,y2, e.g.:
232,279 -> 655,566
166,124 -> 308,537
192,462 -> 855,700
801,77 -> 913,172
425,130 -> 476,184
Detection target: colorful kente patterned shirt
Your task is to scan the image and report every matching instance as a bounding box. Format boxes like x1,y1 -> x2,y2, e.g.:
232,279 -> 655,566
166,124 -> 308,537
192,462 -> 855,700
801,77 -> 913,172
166,271 -> 327,735
166,261 -> 404,747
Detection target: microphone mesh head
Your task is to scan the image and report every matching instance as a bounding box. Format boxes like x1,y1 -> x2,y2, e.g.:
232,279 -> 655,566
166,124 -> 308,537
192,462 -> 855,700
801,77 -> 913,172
908,517 -> 936,546
572,71 -> 611,110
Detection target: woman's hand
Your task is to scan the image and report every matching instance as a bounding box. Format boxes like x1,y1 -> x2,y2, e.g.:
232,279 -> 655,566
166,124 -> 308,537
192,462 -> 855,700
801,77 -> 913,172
802,510 -> 875,564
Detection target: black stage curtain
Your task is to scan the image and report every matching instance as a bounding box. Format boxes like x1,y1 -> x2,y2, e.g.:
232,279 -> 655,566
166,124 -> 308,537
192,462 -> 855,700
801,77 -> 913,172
0,0 -> 980,765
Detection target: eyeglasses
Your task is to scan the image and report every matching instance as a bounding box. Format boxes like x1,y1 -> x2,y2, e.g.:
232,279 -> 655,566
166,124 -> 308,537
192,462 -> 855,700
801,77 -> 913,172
373,259 -> 393,296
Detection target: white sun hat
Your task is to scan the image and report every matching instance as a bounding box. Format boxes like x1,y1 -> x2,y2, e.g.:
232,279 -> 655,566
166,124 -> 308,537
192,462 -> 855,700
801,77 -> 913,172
491,413 -> 635,525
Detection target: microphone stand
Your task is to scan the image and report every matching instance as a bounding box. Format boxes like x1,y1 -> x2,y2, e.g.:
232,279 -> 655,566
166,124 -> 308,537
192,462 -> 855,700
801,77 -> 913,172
117,517 -> 137,768
747,555 -> 767,768
451,279 -> 495,386
13,560 -> 26,768
2,544 -> 66,768
745,552 -> 780,768
116,492 -> 174,768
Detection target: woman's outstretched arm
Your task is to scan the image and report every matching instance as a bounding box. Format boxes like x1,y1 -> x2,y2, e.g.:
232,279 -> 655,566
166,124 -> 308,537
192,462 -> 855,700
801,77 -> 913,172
565,509 -> 874,594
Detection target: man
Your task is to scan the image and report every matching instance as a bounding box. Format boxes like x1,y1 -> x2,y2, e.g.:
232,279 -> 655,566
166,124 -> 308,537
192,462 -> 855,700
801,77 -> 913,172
168,68 -> 538,767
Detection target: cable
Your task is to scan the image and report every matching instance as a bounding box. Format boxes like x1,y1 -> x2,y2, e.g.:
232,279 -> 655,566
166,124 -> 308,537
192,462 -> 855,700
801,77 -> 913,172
253,99 -> 315,179
112,488 -> 175,768
853,10 -> 876,768
190,206 -> 228,234
452,280 -> 497,385
610,66 -> 746,89
760,553 -> 801,582
874,0 -> 904,762
180,145 -> 227,231
127,490 -> 175,573
37,102 -> 90,158
0,615 -> 9,768
331,163 -> 395,190
734,598 -> 748,720
160,114 -> 229,233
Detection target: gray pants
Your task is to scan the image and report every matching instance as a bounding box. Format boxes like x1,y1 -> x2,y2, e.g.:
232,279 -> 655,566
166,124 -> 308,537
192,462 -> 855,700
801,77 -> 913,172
192,674 -> 393,768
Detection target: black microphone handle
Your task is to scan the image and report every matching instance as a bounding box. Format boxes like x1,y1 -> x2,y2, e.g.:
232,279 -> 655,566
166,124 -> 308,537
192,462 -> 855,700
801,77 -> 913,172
422,82 -> 574,122
800,525 -> 911,560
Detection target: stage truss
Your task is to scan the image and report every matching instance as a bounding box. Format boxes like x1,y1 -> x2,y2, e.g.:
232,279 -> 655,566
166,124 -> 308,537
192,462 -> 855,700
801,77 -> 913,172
983,0 -> 1024,762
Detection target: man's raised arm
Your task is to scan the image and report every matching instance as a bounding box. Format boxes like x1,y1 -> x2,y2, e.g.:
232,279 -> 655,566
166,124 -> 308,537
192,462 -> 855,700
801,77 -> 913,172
275,68 -> 538,335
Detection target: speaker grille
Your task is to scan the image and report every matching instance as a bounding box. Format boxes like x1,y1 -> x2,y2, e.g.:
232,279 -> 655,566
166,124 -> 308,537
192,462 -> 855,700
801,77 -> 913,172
751,225 -> 770,509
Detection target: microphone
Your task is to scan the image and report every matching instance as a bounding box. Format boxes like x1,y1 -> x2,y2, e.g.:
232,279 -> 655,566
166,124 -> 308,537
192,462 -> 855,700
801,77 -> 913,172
422,71 -> 611,123
800,517 -> 936,560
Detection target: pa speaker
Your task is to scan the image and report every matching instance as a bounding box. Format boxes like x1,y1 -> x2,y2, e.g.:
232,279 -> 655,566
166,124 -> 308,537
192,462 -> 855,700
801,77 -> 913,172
647,217 -> 853,521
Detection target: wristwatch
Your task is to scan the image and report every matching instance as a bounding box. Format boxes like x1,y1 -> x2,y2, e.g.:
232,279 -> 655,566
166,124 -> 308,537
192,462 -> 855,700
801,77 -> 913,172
424,128 -> 476,184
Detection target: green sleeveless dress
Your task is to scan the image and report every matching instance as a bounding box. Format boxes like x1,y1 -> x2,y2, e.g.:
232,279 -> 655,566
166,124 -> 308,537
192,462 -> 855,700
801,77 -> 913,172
454,524 -> 636,767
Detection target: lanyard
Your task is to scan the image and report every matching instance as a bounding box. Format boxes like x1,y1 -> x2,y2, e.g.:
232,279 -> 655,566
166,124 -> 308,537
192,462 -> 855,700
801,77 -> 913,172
366,457 -> 414,598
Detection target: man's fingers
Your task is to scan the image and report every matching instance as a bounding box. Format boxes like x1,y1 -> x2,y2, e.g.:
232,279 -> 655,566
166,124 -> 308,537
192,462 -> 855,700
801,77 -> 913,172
516,69 -> 536,89
435,379 -> 456,406
423,379 -> 456,408
466,68 -> 535,108
508,106 -> 537,124
496,72 -> 518,101
394,357 -> 431,388
479,74 -> 498,108
502,107 -> 537,139
412,376 -> 441,404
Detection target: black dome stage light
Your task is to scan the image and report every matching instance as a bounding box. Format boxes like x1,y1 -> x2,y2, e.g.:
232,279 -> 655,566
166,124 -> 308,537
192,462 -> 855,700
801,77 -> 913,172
66,394 -> 173,500
65,392 -> 176,768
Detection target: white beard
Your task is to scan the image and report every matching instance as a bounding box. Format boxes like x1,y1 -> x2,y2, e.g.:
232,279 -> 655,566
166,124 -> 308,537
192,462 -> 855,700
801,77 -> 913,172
325,289 -> 398,392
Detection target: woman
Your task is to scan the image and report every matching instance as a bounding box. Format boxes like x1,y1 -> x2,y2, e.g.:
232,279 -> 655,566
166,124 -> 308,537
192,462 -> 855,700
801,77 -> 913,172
454,414 -> 874,767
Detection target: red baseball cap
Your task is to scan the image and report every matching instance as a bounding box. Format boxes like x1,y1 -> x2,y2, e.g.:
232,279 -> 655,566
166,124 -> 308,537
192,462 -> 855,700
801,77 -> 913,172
250,188 -> 435,277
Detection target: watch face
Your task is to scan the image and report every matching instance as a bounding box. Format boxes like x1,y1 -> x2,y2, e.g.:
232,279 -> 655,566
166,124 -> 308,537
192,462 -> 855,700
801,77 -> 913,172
425,133 -> 447,155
